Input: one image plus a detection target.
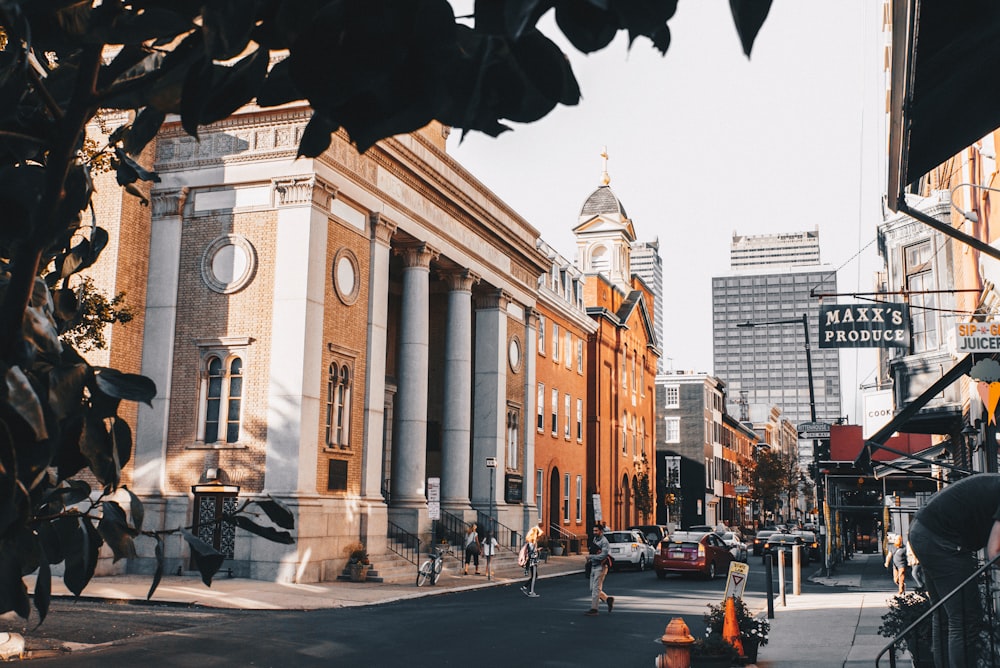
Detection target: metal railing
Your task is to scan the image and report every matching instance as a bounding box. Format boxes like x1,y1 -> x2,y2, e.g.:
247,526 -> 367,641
876,552 -> 1000,667
438,510 -> 470,547
549,523 -> 582,553
476,510 -> 522,554
386,521 -> 420,566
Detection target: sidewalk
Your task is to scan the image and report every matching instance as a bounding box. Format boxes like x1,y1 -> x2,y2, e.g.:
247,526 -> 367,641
21,551 -> 902,666
755,551 -> 900,668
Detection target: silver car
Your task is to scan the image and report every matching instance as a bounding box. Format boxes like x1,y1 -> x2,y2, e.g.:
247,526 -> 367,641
720,530 -> 748,562
603,529 -> 656,571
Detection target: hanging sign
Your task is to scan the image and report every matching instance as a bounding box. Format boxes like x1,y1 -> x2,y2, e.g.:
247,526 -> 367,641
818,304 -> 909,348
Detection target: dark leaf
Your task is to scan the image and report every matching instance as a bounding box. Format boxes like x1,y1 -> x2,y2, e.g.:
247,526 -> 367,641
203,0 -> 260,60
34,555 -> 51,624
255,57 -> 302,108
0,546 -> 30,619
93,367 -> 156,407
57,516 -> 102,596
123,182 -> 150,206
44,479 -> 92,508
51,288 -> 81,329
234,515 -> 294,544
5,366 -> 47,440
123,107 -> 166,156
80,413 -> 117,488
46,362 -> 87,421
106,8 -> 196,45
36,521 -> 63,565
181,530 -> 224,586
554,0 -> 618,53
114,148 -> 161,185
0,425 -> 17,537
23,302 -> 62,359
111,417 -> 133,472
122,485 -> 144,533
500,0 -> 555,38
612,0 -> 676,52
98,501 -> 137,562
200,47 -> 269,126
147,536 -> 164,600
54,413 -> 88,481
180,58 -> 212,137
729,0 -> 772,57
297,113 -> 337,158
98,45 -> 158,91
254,498 -> 295,530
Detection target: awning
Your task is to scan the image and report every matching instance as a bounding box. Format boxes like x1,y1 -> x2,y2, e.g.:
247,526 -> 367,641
887,0 -> 1000,209
872,443 -> 951,479
854,354 -> 973,472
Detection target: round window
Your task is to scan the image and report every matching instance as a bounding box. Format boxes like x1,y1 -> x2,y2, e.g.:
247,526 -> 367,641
333,248 -> 360,305
202,235 -> 257,294
508,336 -> 522,372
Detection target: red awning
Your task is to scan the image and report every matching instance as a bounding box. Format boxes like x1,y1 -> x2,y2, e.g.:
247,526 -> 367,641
831,424 -> 932,463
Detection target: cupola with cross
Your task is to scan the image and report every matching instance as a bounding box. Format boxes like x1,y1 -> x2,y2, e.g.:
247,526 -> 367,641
573,147 -> 636,292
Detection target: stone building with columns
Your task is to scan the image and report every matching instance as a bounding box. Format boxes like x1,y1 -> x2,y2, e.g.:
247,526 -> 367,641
89,98 -> 559,583
574,181 -> 660,529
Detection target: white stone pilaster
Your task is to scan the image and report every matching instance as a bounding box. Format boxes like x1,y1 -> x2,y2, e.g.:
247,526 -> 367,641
134,187 -> 188,494
263,179 -> 326,494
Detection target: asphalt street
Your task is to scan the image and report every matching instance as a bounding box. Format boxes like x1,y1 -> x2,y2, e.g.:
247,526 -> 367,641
22,567 -> 761,666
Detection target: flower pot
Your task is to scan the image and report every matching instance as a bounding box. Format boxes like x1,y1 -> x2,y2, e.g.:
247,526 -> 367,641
552,544 -> 565,556
349,563 -> 369,582
741,638 -> 760,664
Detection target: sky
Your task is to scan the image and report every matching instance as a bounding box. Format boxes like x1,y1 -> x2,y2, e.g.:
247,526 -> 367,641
446,1 -> 887,423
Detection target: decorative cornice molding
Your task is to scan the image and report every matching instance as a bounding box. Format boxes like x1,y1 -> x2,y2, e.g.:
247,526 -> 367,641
475,289 -> 513,311
439,268 -> 480,293
273,175 -> 315,206
313,177 -> 339,208
395,242 -> 439,270
370,212 -> 397,246
151,187 -> 189,218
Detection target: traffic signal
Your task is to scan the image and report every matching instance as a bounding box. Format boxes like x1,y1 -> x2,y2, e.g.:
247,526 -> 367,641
807,462 -> 819,480
815,439 -> 830,461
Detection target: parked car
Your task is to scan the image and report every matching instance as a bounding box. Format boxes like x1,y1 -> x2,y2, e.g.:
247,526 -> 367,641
603,530 -> 656,571
720,530 -> 748,562
762,532 -> 809,565
654,530 -> 734,579
751,529 -> 778,556
795,530 -> 821,563
629,524 -> 670,548
685,524 -> 715,534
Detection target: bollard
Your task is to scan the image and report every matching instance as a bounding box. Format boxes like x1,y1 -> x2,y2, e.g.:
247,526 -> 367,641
792,545 -> 801,595
657,616 -> 695,668
765,554 -> 774,619
778,549 -> 786,607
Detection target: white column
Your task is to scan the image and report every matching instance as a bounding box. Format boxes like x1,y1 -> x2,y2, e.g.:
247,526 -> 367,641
440,269 -> 479,511
390,243 -> 439,509
263,177 -> 327,494
134,188 -> 188,494
361,213 -> 396,500
471,290 -> 510,512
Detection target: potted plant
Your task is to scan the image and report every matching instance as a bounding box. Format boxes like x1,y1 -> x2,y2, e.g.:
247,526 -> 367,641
703,597 -> 770,663
343,541 -> 370,582
690,633 -> 740,667
878,592 -> 934,667
551,539 -> 566,556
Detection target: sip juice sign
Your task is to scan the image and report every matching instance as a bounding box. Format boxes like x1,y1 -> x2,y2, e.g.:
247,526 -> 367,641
955,323 -> 1000,353
818,304 -> 909,348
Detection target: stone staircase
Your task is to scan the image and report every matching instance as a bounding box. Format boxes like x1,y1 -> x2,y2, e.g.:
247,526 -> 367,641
338,544 -> 528,584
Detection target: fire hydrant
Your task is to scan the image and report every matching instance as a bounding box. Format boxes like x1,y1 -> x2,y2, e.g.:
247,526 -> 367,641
657,616 -> 695,668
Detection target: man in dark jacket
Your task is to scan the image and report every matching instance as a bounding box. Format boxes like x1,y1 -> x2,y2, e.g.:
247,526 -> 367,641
909,473 -> 1000,668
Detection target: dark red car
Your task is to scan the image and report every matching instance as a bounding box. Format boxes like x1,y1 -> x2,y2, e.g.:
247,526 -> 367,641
654,530 -> 734,579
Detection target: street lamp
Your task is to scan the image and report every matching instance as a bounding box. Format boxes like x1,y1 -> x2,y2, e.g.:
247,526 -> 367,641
485,457 -> 497,581
737,314 -> 826,569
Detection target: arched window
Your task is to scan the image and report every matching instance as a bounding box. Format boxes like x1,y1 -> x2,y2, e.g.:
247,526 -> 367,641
202,354 -> 243,444
326,362 -> 352,447
631,414 -> 637,456
621,412 -> 628,454
591,245 -> 609,275
640,417 -> 646,455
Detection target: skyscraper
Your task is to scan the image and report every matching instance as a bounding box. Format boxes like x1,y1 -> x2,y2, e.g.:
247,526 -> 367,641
712,230 -> 841,427
631,238 -> 664,369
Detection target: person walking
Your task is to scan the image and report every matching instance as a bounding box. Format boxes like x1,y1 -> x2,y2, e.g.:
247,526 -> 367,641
464,523 -> 481,576
482,531 -> 498,579
884,535 -> 907,594
520,525 -> 542,597
585,524 -> 614,616
891,535 -> 909,595
906,540 -> 924,591
908,472 -> 1000,668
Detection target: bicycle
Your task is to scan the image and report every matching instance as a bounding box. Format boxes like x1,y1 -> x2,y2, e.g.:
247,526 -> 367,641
416,545 -> 452,586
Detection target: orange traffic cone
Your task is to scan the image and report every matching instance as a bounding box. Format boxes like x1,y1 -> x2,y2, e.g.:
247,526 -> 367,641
722,595 -> 745,657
